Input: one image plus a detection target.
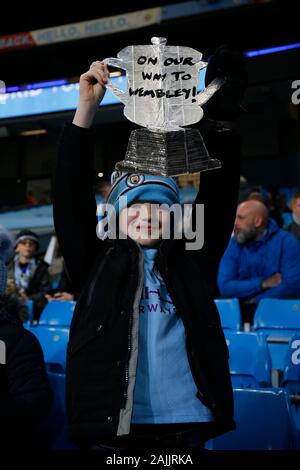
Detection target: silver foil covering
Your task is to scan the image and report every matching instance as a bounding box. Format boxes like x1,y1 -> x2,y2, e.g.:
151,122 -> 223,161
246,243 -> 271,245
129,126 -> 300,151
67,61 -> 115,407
115,128 -> 221,176
104,37 -> 224,176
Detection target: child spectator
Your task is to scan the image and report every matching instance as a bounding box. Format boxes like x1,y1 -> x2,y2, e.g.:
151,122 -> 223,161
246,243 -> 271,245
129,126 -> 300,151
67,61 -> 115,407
54,49 -> 245,451
8,229 -> 50,320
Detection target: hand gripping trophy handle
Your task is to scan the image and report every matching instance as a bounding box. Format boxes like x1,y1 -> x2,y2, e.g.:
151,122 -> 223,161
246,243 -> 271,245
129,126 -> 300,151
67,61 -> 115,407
102,57 -> 127,104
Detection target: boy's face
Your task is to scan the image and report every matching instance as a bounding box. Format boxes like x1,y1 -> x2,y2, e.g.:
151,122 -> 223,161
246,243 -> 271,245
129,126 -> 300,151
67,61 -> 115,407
15,239 -> 37,259
119,201 -> 170,247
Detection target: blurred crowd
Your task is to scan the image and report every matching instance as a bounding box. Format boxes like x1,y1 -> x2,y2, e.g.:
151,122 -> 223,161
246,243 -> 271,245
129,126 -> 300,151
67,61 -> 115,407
1,183 -> 300,324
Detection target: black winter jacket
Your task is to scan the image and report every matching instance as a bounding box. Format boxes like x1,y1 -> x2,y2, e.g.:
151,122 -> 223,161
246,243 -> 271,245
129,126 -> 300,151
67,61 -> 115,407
53,123 -> 240,445
0,295 -> 53,449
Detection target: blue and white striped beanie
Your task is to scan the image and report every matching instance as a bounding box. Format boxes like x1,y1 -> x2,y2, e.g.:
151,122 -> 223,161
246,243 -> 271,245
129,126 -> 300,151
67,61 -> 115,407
0,226 -> 13,295
97,172 -> 180,239
107,171 -> 180,214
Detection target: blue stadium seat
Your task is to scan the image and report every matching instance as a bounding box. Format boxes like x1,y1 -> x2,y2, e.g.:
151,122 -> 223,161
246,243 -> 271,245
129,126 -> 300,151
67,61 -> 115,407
214,298 -> 242,331
282,335 -> 300,441
253,299 -> 300,370
208,388 -> 298,449
37,373 -> 77,450
39,300 -> 76,327
282,335 -> 300,391
30,326 -> 69,373
225,332 -> 272,388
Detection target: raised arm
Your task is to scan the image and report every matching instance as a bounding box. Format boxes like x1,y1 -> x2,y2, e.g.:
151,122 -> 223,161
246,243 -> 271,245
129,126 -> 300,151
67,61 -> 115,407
193,126 -> 241,289
53,62 -> 108,290
190,47 -> 246,292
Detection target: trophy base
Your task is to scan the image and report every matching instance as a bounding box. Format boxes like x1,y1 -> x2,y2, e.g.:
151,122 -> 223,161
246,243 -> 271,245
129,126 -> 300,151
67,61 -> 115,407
115,128 -> 221,177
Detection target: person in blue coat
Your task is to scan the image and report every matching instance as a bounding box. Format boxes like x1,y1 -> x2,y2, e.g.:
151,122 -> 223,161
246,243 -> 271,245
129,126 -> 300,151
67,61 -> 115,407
218,199 -> 300,322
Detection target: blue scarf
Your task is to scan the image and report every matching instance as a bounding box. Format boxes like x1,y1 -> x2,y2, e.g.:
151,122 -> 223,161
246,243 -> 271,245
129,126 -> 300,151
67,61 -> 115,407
14,254 -> 37,291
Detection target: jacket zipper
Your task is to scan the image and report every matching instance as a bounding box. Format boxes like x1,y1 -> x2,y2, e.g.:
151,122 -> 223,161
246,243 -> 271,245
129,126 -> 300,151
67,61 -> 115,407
120,245 -> 144,413
122,313 -> 132,408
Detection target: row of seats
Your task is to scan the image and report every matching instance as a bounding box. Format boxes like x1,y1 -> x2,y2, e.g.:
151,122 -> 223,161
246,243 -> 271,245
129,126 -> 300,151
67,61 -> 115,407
27,299 -> 300,450
29,323 -> 300,393
42,375 -> 299,450
217,298 -> 300,375
31,298 -> 300,334
216,298 -> 300,333
29,298 -> 300,379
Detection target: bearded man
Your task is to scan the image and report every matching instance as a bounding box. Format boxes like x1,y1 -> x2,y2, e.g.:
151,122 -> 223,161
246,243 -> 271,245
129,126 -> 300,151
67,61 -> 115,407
217,200 -> 300,322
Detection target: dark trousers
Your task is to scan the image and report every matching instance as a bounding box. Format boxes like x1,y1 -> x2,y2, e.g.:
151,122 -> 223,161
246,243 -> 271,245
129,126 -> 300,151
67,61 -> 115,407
89,423 -> 213,452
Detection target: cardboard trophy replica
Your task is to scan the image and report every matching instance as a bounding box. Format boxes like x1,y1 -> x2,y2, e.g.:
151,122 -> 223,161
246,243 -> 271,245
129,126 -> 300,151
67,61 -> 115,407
103,37 -> 223,176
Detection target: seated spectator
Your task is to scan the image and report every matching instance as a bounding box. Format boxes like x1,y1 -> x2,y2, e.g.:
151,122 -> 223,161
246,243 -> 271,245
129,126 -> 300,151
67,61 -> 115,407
247,191 -> 265,204
0,229 -> 53,450
8,230 -> 50,320
284,191 -> 300,243
218,200 -> 300,323
265,187 -> 285,228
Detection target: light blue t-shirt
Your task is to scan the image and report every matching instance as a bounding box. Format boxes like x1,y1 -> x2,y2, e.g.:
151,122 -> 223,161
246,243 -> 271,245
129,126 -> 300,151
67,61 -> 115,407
132,248 -> 214,424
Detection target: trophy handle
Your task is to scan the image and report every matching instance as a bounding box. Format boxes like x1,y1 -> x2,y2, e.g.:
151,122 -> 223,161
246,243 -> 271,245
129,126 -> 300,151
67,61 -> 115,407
103,57 -> 127,104
197,77 -> 225,107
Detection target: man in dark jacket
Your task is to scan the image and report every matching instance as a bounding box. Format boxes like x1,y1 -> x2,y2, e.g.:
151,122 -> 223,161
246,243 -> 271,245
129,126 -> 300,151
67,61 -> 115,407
0,228 -> 53,450
54,50 -> 245,450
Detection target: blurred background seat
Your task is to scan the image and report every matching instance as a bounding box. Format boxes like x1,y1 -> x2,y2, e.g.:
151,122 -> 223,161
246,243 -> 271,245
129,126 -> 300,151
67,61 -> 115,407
38,300 -> 76,328
208,388 -> 299,450
281,334 -> 300,442
253,299 -> 300,372
30,326 -> 69,373
214,298 -> 242,331
225,331 -> 272,388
